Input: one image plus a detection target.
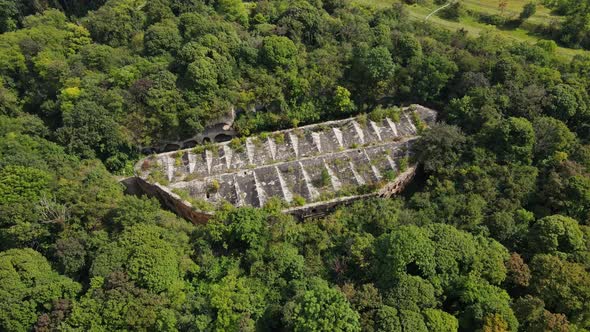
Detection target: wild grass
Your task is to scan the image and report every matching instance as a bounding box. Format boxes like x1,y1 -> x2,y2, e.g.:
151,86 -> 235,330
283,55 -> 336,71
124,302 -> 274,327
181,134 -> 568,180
354,0 -> 589,61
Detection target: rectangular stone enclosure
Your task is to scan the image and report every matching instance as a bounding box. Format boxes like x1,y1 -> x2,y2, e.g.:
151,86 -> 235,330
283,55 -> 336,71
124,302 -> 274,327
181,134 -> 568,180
134,105 -> 437,222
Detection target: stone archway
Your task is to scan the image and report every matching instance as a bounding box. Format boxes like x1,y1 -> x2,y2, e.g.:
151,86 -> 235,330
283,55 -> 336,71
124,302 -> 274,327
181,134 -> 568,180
214,134 -> 233,142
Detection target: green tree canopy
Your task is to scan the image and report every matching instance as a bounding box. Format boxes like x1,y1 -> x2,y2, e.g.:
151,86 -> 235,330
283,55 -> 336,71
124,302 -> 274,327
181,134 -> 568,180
0,249 -> 80,332
260,35 -> 298,69
286,279 -> 361,332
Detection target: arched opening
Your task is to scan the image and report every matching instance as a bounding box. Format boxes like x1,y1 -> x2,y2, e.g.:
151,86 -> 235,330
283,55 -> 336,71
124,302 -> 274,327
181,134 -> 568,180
141,147 -> 157,155
202,137 -> 211,144
182,140 -> 197,149
215,134 -> 233,143
163,144 -> 180,152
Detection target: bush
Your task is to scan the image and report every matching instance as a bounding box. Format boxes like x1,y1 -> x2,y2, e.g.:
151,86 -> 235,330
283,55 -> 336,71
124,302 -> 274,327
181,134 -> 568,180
368,106 -> 401,122
519,3 -> 537,21
292,195 -> 307,206
478,14 -> 507,26
319,169 -> 331,187
439,3 -> 463,21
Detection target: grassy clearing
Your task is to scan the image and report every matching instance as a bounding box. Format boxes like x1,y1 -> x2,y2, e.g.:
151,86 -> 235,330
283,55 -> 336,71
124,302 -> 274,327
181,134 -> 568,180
354,0 -> 588,61
406,4 -> 486,34
462,0 -> 553,17
459,0 -> 562,26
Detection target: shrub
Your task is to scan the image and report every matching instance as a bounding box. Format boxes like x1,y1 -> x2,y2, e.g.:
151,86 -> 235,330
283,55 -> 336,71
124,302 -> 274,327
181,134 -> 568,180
292,195 -> 307,206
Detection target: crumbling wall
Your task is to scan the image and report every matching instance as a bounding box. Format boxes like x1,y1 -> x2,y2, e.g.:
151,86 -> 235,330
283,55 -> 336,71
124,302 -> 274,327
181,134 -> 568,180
378,166 -> 418,198
132,177 -> 213,224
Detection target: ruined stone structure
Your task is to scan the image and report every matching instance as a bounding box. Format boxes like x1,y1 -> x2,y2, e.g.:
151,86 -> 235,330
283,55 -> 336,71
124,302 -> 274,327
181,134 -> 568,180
134,105 -> 437,223
140,108 -> 237,153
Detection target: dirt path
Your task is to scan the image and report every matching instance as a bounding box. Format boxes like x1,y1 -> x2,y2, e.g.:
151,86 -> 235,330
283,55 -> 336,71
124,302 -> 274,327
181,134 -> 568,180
425,1 -> 457,21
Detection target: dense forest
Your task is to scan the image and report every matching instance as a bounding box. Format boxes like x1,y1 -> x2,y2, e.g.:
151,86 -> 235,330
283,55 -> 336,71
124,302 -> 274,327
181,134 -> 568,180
2,0 -> 590,331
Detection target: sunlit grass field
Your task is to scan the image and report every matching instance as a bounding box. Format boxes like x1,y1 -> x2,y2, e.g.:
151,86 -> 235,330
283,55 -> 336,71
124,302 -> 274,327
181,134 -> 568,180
354,0 -> 588,60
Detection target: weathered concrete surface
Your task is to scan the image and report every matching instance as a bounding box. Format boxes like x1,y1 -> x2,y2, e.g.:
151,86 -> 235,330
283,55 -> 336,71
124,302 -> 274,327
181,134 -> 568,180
134,105 -> 436,222
286,165 -> 418,219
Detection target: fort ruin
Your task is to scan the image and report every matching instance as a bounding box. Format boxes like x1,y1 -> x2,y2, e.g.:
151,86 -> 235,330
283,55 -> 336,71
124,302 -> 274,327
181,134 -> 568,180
132,105 -> 437,223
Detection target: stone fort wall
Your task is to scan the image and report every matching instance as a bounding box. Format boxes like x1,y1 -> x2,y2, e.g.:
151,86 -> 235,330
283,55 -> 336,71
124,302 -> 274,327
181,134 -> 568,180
130,105 -> 437,223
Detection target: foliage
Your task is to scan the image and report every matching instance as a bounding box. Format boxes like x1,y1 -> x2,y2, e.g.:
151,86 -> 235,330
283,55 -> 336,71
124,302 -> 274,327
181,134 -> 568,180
529,254 -> 590,325
0,249 -> 80,331
286,279 -> 361,332
1,0 -> 590,331
260,35 -> 298,69
519,3 -> 537,21
415,124 -> 466,173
